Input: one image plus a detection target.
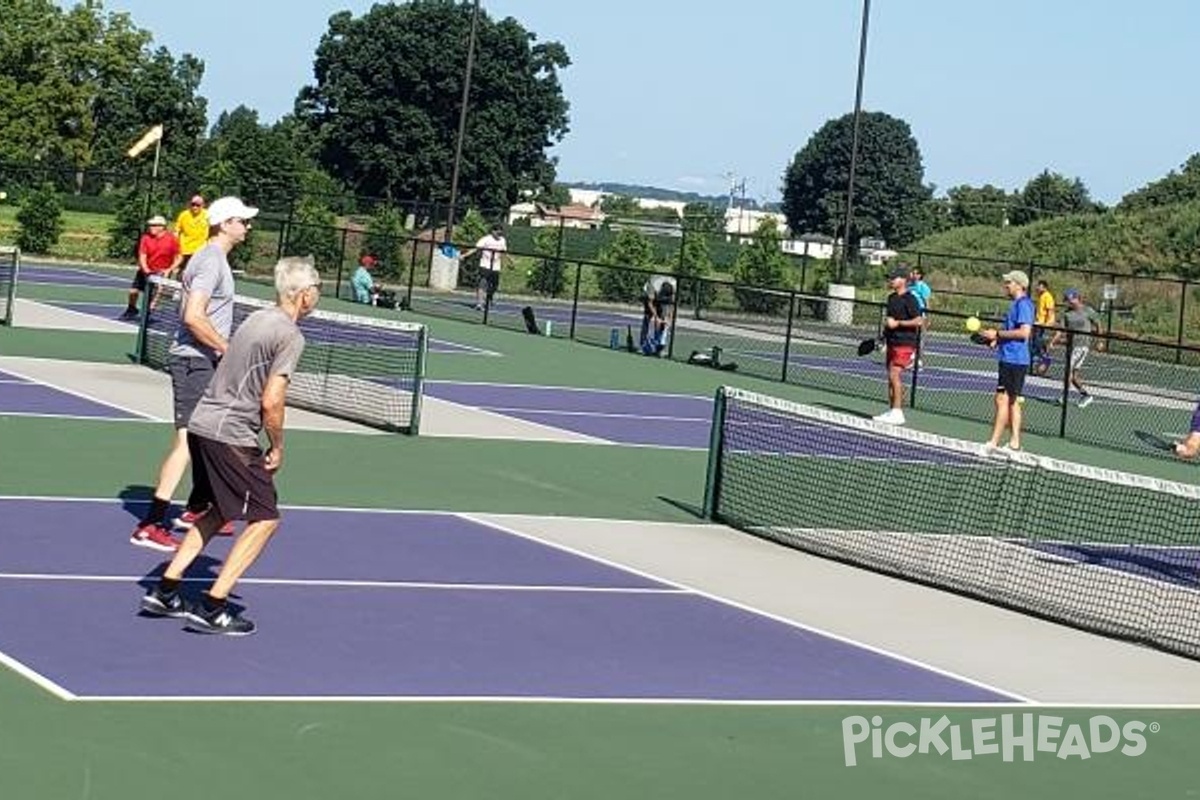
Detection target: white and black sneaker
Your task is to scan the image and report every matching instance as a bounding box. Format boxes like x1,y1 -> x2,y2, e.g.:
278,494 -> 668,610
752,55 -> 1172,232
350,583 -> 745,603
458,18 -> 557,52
139,586 -> 186,618
183,600 -> 256,636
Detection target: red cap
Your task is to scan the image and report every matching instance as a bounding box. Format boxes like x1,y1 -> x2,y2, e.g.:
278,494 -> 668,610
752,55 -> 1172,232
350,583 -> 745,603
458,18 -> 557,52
360,255 -> 377,267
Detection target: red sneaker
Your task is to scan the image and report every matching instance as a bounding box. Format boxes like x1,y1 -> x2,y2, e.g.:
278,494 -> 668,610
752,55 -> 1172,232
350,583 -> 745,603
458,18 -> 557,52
172,508 -> 207,531
173,509 -> 233,536
130,523 -> 181,552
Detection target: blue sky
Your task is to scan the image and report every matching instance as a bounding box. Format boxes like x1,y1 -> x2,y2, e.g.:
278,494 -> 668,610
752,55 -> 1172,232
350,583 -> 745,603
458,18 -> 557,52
103,0 -> 1199,205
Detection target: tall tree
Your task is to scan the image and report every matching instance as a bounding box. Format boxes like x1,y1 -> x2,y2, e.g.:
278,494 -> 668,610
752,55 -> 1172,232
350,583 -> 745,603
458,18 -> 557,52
202,106 -> 301,209
947,184 -> 1012,227
1009,170 -> 1095,225
1119,154 -> 1200,212
295,1 -> 570,209
781,111 -> 932,249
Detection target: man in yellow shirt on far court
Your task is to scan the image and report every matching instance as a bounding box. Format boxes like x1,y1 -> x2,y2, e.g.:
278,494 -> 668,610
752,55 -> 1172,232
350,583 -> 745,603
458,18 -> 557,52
173,194 -> 210,272
1032,279 -> 1056,375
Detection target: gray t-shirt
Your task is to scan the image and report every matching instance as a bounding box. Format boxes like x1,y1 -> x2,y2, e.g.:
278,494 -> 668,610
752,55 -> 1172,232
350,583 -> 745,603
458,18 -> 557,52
170,242 -> 235,361
187,306 -> 306,447
1063,305 -> 1101,338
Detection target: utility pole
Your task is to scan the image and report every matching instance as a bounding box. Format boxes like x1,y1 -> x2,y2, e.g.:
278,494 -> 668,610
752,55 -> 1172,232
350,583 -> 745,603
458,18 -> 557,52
838,0 -> 871,283
445,0 -> 481,246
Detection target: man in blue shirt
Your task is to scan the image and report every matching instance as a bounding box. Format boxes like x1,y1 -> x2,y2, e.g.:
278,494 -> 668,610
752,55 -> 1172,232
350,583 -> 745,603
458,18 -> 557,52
980,269 -> 1034,452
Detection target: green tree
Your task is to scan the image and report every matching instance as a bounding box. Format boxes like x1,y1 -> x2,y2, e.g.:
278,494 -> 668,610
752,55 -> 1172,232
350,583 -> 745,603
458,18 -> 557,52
0,0 -> 207,188
597,228 -> 657,302
600,194 -> 640,218
15,184 -> 63,253
733,218 -> 789,313
681,201 -> 724,234
1119,154 -> 1200,212
1010,170 -> 1095,225
676,226 -> 715,310
296,2 -> 570,209
201,106 -> 300,210
528,225 -> 565,296
781,111 -> 933,249
364,205 -> 408,279
282,198 -> 340,275
947,184 -> 1011,227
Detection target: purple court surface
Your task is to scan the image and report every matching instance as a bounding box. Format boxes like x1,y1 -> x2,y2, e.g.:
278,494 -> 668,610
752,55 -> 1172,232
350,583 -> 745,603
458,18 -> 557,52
0,369 -> 144,420
0,497 -> 1018,701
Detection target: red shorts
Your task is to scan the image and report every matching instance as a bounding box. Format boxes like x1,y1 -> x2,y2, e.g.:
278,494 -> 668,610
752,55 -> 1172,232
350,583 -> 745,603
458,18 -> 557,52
887,344 -> 916,369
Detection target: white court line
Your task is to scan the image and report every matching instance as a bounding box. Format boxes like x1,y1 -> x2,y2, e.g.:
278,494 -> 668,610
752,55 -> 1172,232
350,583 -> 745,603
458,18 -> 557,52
459,513 -> 1033,704
0,572 -> 682,595
0,649 -> 76,701
6,496 -> 1200,707
0,411 -> 159,424
0,362 -> 160,422
479,405 -> 708,423
0,495 -> 1030,705
425,379 -> 714,403
0,377 -> 29,384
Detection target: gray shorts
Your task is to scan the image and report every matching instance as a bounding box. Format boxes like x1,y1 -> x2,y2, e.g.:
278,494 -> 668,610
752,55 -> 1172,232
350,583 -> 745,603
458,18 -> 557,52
169,356 -> 216,429
1069,346 -> 1089,372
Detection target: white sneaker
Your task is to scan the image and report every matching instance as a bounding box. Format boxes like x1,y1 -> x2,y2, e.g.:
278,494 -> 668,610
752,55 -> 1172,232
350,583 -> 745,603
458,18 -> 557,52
1078,395 -> 1094,409
873,409 -> 905,425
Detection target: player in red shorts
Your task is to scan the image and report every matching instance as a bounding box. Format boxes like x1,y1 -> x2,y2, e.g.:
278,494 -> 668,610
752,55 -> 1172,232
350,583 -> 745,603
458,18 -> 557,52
873,265 -> 923,425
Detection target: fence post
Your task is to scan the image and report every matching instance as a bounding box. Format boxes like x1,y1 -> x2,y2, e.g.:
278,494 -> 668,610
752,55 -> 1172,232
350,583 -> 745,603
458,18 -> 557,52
334,227 -> 348,300
405,231 -> 419,309
569,261 -> 582,340
1177,281 -> 1188,364
276,196 -> 295,261
909,323 -> 922,409
781,291 -> 796,383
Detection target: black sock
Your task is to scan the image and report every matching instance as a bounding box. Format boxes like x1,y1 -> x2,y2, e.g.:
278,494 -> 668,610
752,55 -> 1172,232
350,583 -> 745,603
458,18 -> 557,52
140,497 -> 171,525
158,576 -> 181,595
202,592 -> 226,613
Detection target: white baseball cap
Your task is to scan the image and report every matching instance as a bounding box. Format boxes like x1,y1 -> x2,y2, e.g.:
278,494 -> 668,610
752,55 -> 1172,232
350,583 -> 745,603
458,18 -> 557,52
206,196 -> 259,226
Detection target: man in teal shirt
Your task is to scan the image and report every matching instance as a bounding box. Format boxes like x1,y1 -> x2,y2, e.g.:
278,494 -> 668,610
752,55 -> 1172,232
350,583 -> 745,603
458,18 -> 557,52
351,254 -> 378,304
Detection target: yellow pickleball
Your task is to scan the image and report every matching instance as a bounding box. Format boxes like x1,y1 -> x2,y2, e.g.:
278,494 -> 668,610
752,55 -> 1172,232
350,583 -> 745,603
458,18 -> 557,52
965,316 -> 981,333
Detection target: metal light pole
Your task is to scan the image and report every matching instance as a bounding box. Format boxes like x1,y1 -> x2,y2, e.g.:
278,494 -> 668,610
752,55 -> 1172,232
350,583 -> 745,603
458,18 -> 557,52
838,0 -> 871,283
445,0 -> 481,245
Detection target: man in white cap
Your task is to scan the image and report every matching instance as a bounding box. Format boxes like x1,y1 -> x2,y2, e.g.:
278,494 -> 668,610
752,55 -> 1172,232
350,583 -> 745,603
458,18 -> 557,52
131,196 -> 259,551
121,214 -> 181,320
980,269 -> 1034,452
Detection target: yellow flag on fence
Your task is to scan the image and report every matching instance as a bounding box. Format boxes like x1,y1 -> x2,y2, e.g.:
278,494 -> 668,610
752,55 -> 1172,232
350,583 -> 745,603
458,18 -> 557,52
126,124 -> 164,158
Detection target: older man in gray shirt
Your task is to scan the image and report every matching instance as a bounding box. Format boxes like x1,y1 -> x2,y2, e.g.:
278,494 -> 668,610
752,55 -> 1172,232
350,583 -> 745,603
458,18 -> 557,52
139,257 -> 321,635
131,196 -> 259,552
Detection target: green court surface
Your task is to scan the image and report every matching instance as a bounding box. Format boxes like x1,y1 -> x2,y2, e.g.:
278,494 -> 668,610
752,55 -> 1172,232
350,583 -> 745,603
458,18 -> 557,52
2,264 -> 1199,798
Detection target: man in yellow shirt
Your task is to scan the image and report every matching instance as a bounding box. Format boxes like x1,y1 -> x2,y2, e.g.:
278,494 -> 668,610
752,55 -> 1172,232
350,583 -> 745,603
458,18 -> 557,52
173,195 -> 210,271
1032,279 -> 1056,375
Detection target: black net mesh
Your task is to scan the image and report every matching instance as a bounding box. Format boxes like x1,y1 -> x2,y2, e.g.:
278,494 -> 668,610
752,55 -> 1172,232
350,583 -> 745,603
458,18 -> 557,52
706,386 -> 1200,660
138,277 -> 427,433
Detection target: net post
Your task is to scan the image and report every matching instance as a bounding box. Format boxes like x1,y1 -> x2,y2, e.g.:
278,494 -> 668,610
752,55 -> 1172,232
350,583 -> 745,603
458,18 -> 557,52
702,386 -> 729,520
408,324 -> 428,436
781,290 -> 796,383
569,261 -> 582,340
1,246 -> 18,326
134,275 -> 154,365
1059,330 -> 1073,438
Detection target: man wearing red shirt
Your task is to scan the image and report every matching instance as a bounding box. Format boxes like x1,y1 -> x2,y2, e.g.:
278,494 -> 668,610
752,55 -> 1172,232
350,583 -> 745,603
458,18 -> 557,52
122,215 -> 182,319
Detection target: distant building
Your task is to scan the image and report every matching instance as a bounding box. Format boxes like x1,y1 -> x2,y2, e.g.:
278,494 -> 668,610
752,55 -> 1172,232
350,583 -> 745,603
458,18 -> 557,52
507,201 -> 604,230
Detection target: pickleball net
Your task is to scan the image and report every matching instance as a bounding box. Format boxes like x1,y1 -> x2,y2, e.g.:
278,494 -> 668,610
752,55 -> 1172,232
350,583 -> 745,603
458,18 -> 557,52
137,277 -> 427,433
0,245 -> 18,326
703,386 -> 1200,660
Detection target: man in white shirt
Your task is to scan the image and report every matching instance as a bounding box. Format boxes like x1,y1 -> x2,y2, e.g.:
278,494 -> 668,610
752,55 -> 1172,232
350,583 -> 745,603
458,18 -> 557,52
461,225 -> 508,310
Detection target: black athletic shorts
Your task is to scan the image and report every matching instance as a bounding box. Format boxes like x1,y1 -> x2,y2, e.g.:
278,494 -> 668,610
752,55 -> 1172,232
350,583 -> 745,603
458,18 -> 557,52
187,433 -> 280,523
997,362 -> 1027,398
131,270 -> 150,291
169,355 -> 217,429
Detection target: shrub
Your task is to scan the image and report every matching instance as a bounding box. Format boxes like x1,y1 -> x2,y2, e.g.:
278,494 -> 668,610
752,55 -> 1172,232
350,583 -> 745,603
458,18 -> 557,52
15,185 -> 63,254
